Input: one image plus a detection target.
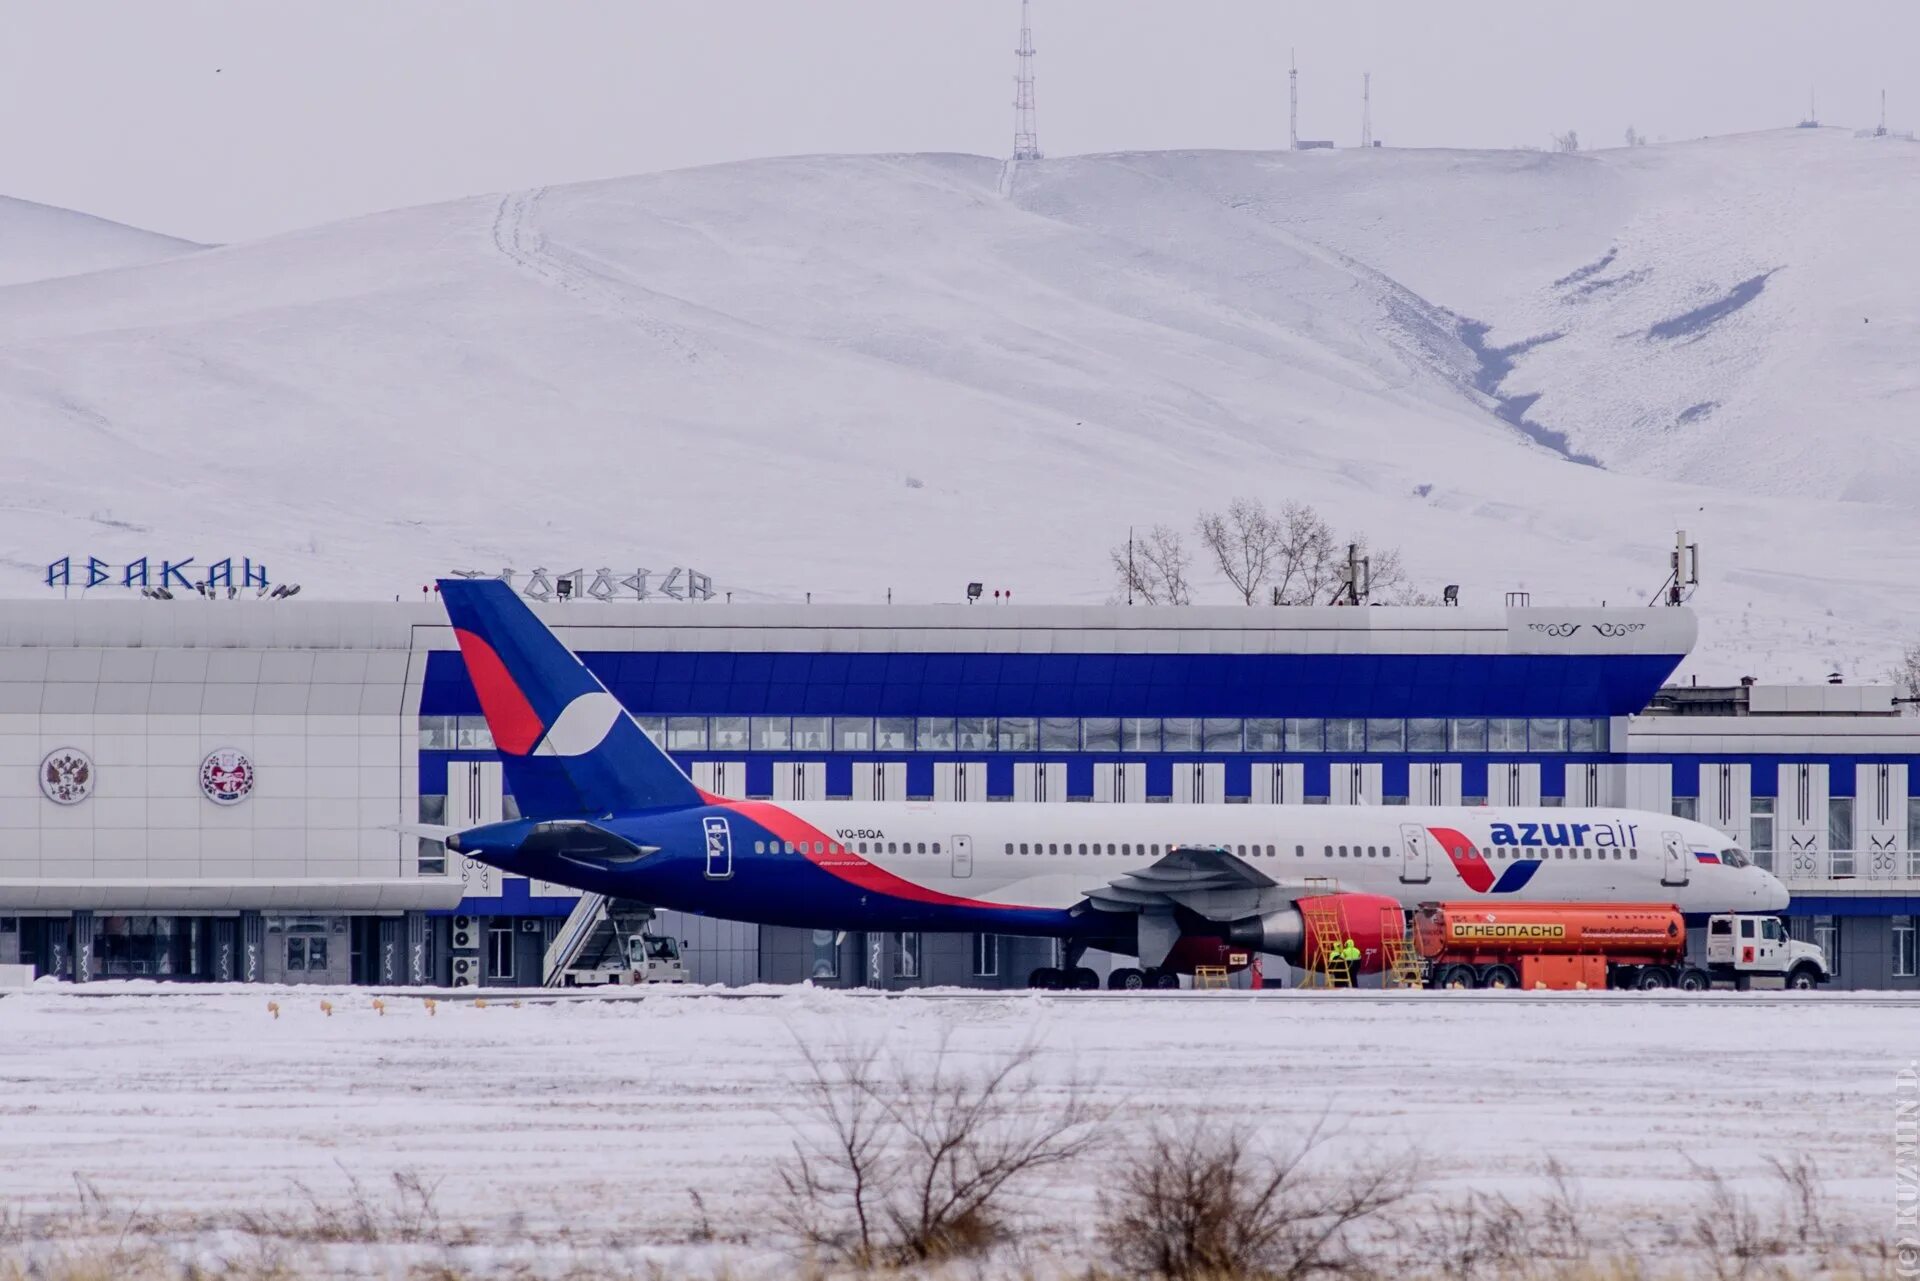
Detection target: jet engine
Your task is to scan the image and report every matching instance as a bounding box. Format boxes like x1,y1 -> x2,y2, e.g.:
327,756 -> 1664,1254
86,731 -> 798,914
1226,892 -> 1402,974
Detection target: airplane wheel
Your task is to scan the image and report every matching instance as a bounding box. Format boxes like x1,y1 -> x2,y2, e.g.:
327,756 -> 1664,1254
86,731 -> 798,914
1478,965 -> 1518,990
1635,966 -> 1673,990
1028,967 -> 1065,991
1069,966 -> 1101,991
1149,968 -> 1182,990
1107,967 -> 1146,990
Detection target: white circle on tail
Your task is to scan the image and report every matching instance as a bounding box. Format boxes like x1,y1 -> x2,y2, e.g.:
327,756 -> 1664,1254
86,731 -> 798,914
533,691 -> 626,757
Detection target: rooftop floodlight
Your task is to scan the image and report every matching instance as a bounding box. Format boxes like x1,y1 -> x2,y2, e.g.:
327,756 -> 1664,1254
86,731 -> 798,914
282,584 -> 301,598
966,581 -> 984,603
1442,584 -> 1459,606
154,588 -> 173,600
227,586 -> 237,600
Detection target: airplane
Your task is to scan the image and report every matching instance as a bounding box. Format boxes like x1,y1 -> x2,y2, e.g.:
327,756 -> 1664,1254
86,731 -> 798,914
434,578 -> 1790,989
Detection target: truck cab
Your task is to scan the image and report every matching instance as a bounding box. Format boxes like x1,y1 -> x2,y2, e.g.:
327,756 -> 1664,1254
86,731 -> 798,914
1704,914 -> 1828,989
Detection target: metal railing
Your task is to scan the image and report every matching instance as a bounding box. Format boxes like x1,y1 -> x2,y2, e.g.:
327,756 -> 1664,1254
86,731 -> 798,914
541,892 -> 608,986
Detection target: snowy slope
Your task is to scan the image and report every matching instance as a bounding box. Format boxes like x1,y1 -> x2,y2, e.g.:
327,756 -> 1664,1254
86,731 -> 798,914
0,195 -> 199,286
0,137 -> 1915,682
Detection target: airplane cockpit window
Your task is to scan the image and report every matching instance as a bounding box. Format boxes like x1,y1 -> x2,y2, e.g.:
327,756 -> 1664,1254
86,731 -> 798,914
1720,847 -> 1751,868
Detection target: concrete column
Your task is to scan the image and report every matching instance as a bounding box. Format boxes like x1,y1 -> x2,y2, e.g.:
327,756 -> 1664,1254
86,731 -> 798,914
404,911 -> 429,985
211,918 -> 238,982
240,910 -> 265,982
377,917 -> 403,985
70,910 -> 94,984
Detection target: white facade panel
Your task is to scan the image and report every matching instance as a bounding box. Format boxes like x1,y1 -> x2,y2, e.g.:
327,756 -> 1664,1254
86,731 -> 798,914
1776,762 -> 1829,880
1171,762 -> 1225,804
1408,763 -> 1462,807
1487,762 -> 1543,807
1329,762 -> 1383,806
1248,762 -> 1306,805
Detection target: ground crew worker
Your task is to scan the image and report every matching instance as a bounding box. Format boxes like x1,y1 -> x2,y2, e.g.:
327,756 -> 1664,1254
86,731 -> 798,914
1340,938 -> 1362,969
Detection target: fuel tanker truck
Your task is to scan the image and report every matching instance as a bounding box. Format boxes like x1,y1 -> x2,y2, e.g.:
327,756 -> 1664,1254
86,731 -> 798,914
1411,903 -> 1828,991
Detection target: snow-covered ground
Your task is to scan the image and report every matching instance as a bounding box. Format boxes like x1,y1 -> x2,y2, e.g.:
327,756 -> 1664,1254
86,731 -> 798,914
0,195 -> 199,287
2,130 -> 1917,682
0,985 -> 1909,1274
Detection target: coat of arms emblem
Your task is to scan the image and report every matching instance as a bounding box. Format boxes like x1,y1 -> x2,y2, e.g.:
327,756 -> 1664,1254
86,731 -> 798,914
200,747 -> 256,805
40,748 -> 95,805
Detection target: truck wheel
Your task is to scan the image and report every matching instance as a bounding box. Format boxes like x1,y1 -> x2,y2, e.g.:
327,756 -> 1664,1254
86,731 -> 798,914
1676,967 -> 1709,992
1733,974 -> 1753,991
1478,965 -> 1518,990
1438,964 -> 1476,989
1028,967 -> 1065,990
1786,965 -> 1821,990
1107,967 -> 1146,991
1635,967 -> 1673,990
1069,966 -> 1101,991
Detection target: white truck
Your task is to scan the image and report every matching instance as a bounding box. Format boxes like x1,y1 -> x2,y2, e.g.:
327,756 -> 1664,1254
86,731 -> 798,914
563,931 -> 689,987
1703,914 -> 1829,989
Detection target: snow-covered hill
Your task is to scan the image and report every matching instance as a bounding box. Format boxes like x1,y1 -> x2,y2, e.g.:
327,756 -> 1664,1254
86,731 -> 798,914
0,131 -> 1914,682
0,195 -> 199,286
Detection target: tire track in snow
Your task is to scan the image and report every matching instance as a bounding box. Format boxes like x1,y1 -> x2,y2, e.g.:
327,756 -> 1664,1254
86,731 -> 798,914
489,187 -> 700,362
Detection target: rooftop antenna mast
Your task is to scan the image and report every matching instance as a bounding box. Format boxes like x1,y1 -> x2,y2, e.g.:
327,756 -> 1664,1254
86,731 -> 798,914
1361,71 -> 1372,148
1012,0 -> 1042,161
1289,48 -> 1299,150
1877,88 -> 1888,136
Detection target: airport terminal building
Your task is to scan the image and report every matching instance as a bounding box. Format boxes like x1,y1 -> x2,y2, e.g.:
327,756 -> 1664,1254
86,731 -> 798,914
1,594 -> 1916,989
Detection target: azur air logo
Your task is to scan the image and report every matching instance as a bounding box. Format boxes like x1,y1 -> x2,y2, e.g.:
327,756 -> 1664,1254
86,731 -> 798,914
1427,826 -> 1540,895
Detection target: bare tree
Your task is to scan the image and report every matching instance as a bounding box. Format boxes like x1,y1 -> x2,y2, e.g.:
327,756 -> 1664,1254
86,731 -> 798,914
1554,129 -> 1581,153
776,1033 -> 1106,1267
1269,502 -> 1338,605
1111,525 -> 1194,606
1891,639 -> 1920,712
1195,499 -> 1285,605
1103,1116 -> 1417,1281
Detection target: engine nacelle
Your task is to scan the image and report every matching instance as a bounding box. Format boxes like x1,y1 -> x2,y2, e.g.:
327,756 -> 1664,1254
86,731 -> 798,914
1227,892 -> 1402,974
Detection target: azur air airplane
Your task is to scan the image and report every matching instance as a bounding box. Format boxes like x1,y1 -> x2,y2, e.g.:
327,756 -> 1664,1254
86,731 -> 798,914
436,579 -> 1789,989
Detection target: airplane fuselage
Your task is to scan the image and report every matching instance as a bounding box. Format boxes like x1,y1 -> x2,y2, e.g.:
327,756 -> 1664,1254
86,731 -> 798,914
460,798 -> 1788,939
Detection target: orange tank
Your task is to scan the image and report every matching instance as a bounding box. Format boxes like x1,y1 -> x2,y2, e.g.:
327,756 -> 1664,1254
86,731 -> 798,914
1413,902 -> 1685,961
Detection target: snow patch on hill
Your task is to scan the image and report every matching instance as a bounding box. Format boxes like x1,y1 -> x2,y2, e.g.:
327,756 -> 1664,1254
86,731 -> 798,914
0,134 -> 1914,683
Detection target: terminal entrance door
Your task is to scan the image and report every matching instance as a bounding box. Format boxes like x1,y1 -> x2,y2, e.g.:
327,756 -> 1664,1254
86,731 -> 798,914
1398,823 -> 1432,885
950,835 -> 974,879
1661,830 -> 1690,887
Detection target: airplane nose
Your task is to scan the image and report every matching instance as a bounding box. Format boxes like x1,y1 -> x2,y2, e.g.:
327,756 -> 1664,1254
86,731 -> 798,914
1758,870 -> 1789,912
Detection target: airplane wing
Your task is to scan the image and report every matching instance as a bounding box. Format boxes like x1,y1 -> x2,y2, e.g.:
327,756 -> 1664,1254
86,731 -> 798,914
1081,846 -> 1336,921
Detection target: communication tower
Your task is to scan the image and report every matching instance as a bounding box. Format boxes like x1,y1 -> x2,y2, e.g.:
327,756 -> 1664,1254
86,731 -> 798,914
1289,48 -> 1299,150
1361,71 -> 1372,148
1012,0 -> 1042,161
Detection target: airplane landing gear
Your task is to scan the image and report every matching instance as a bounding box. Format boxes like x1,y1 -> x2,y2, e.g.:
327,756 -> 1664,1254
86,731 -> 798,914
1107,967 -> 1146,990
1027,966 -> 1066,990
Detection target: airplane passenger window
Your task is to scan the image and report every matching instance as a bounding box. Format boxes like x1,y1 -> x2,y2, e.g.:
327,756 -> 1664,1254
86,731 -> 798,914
1338,846 -> 1347,857
1019,843 -> 1028,855
1613,851 -> 1621,859
815,842 -> 826,855
1296,845 -> 1305,857
1324,846 -> 1332,857
785,842 -> 796,854
1107,844 -> 1117,855
933,843 -> 942,854
754,841 -> 766,854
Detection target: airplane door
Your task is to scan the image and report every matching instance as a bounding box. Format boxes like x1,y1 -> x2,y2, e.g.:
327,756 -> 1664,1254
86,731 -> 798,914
703,816 -> 734,880
1661,830 -> 1689,887
1398,823 -> 1431,884
951,834 -> 974,879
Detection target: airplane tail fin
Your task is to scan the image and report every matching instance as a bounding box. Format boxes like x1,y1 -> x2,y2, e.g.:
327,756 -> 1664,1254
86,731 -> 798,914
436,578 -> 703,818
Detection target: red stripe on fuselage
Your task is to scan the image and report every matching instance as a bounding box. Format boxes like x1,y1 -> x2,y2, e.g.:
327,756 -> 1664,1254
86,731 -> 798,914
452,628 -> 544,755
1428,824 -> 1495,894
705,797 -> 1029,912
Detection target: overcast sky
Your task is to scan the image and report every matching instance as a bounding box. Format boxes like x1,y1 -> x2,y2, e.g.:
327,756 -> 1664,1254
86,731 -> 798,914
3,1 -> 1914,243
